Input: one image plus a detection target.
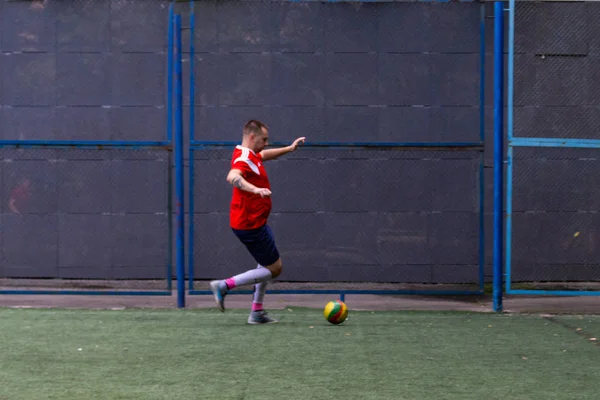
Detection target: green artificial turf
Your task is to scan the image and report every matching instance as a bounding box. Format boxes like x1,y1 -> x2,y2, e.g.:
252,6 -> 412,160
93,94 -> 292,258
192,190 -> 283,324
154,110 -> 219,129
1,308 -> 599,400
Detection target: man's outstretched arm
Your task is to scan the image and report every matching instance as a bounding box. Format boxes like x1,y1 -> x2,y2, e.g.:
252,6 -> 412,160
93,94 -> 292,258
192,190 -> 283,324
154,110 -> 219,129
260,137 -> 306,161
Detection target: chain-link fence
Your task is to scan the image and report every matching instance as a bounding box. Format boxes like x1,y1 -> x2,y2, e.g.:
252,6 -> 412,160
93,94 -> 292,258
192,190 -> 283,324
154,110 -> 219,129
183,0 -> 487,296
0,147 -> 173,294
0,0 -> 169,141
0,0 -> 176,294
189,147 -> 484,294
511,147 -> 600,290
0,0 -> 487,300
513,1 -> 600,140
507,1 -> 600,293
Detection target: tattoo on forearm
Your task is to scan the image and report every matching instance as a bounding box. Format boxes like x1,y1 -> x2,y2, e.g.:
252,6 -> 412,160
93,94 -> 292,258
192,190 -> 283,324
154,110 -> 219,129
231,176 -> 244,189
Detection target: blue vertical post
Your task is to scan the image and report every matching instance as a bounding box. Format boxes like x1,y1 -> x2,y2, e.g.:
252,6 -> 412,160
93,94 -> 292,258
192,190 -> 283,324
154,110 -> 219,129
505,0 -> 515,294
493,1 -> 505,312
175,14 -> 186,308
188,0 -> 196,291
165,2 -> 174,292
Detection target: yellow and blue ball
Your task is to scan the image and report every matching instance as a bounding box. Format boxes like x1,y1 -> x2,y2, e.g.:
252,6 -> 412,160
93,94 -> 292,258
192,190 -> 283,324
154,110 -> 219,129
323,300 -> 348,325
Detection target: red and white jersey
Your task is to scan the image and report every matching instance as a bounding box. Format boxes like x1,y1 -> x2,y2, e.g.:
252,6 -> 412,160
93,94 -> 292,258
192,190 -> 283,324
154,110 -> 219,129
229,145 -> 272,230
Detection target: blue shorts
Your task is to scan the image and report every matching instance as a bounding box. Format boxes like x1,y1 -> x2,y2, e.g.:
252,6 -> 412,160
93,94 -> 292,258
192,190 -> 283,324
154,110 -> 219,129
232,224 -> 280,267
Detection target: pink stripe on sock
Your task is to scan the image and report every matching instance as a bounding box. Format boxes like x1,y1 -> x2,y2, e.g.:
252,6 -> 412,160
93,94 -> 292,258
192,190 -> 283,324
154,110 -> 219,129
252,303 -> 263,311
225,278 -> 236,289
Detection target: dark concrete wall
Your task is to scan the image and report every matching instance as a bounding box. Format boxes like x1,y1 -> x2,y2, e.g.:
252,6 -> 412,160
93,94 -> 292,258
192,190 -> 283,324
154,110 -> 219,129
1,0 -> 595,284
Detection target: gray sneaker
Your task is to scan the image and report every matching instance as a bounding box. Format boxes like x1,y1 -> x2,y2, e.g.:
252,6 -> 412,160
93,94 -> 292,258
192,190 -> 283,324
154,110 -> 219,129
209,280 -> 226,312
247,310 -> 278,325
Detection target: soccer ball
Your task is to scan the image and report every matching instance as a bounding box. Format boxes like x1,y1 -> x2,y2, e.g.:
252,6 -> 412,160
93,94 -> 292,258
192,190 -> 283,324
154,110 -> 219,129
323,300 -> 348,325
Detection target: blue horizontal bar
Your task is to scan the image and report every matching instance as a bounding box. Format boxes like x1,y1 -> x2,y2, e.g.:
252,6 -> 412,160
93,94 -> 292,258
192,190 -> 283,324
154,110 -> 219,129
189,289 -> 483,296
191,141 -> 484,149
510,137 -> 600,149
507,289 -> 600,296
0,140 -> 172,149
0,290 -> 172,296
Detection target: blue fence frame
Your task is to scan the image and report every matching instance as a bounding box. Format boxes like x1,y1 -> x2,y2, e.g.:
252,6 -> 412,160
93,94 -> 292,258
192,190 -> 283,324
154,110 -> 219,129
0,3 -> 185,301
503,0 -> 600,299
186,1 -> 488,300
492,1 -> 504,312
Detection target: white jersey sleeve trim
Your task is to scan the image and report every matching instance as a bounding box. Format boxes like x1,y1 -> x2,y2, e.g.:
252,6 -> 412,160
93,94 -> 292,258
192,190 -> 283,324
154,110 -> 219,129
233,148 -> 260,175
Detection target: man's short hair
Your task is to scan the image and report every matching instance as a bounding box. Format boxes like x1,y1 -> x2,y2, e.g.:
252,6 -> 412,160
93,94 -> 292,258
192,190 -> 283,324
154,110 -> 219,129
243,120 -> 268,136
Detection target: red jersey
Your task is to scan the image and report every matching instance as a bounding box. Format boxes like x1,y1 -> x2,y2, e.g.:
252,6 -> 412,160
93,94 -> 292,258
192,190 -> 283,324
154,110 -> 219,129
229,145 -> 272,230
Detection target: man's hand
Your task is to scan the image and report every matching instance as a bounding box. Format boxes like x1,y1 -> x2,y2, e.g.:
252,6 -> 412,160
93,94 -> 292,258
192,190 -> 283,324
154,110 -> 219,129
260,137 -> 307,161
290,137 -> 306,151
254,188 -> 272,198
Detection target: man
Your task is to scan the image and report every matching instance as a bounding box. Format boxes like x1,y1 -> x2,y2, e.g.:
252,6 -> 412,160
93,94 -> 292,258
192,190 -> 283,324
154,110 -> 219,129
210,120 -> 306,324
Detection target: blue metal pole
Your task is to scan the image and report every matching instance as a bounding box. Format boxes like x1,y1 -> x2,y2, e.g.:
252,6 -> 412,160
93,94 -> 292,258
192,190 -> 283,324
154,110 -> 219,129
188,0 -> 196,291
175,14 -> 186,309
0,140 -> 170,149
189,289 -> 485,296
189,140 -> 483,148
505,146 -> 513,293
508,0 -> 515,144
506,0 -> 515,295
493,1 -> 505,313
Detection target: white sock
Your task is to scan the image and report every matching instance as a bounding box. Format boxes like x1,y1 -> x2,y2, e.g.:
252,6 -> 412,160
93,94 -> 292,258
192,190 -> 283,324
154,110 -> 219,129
223,264 -> 272,291
252,265 -> 269,311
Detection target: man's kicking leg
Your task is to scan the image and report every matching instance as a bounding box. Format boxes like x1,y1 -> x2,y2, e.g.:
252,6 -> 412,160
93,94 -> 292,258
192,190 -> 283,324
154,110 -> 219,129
210,257 -> 282,320
209,263 -> 272,312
